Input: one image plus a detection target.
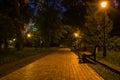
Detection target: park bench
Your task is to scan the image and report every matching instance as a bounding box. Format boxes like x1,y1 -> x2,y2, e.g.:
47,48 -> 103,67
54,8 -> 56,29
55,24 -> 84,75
78,46 -> 97,63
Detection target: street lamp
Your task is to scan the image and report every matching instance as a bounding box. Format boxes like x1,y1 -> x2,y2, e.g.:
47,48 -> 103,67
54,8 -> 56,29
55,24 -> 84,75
74,32 -> 79,38
101,1 -> 107,8
73,32 -> 82,49
27,33 -> 32,38
101,1 -> 107,57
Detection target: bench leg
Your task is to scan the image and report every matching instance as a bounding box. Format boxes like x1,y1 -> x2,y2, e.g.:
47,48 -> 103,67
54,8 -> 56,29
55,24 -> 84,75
78,54 -> 86,63
93,55 -> 96,61
78,55 -> 84,63
82,55 -> 86,63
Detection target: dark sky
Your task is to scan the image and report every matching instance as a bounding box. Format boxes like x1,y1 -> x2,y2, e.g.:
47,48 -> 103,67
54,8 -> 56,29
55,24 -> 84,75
28,0 -> 119,16
28,0 -> 77,16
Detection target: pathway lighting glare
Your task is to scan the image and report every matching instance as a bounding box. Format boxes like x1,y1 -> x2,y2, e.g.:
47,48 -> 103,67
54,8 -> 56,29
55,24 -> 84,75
27,33 -> 32,38
101,1 -> 107,8
13,38 -> 16,41
74,32 -> 79,38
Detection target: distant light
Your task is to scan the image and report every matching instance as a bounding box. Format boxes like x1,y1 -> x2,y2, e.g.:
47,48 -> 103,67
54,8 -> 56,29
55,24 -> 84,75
27,33 -> 32,38
101,1 -> 107,8
13,38 -> 16,41
9,40 -> 13,43
74,32 -> 79,38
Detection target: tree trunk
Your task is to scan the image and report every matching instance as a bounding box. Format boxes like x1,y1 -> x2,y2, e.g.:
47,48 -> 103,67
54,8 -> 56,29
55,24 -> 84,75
0,39 -> 3,48
14,0 -> 24,50
4,38 -> 8,48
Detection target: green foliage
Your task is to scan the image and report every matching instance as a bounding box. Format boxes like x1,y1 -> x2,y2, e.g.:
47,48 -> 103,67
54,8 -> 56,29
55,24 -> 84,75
83,2 -> 113,47
109,36 -> 120,51
89,63 -> 120,80
0,0 -> 32,49
35,7 -> 70,47
0,48 -> 58,66
0,14 -> 15,39
89,50 -> 120,80
62,1 -> 86,26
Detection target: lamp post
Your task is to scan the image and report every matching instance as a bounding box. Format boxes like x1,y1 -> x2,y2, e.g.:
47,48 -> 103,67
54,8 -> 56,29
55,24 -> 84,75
74,32 -> 79,38
27,33 -> 32,38
101,1 -> 107,57
73,32 -> 79,49
74,32 -> 82,50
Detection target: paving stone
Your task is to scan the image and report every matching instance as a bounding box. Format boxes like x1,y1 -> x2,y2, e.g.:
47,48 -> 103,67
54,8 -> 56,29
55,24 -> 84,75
0,48 -> 103,80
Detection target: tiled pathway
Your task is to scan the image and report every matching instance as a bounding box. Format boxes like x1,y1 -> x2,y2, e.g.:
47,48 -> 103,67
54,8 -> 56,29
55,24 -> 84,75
0,48 -> 103,80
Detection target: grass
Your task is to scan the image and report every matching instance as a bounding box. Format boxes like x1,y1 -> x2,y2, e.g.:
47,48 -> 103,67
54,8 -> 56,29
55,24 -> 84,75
0,47 -> 60,78
88,63 -> 120,80
0,47 -> 58,66
88,50 -> 120,80
96,51 -> 120,67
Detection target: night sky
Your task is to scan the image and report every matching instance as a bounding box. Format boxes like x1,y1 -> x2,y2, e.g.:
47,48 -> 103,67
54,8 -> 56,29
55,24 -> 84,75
27,0 -> 67,16
27,0 -> 119,16
26,0 -> 120,36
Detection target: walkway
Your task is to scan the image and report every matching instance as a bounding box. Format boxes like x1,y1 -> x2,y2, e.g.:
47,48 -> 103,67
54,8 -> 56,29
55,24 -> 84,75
0,48 -> 103,80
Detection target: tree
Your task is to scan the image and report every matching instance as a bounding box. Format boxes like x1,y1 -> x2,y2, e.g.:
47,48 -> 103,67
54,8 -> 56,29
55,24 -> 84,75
110,0 -> 120,36
83,1 -> 113,53
0,14 -> 16,48
0,0 -> 32,49
41,13 -> 67,46
13,0 -> 33,50
109,36 -> 120,51
34,1 -> 67,47
62,1 -> 86,27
